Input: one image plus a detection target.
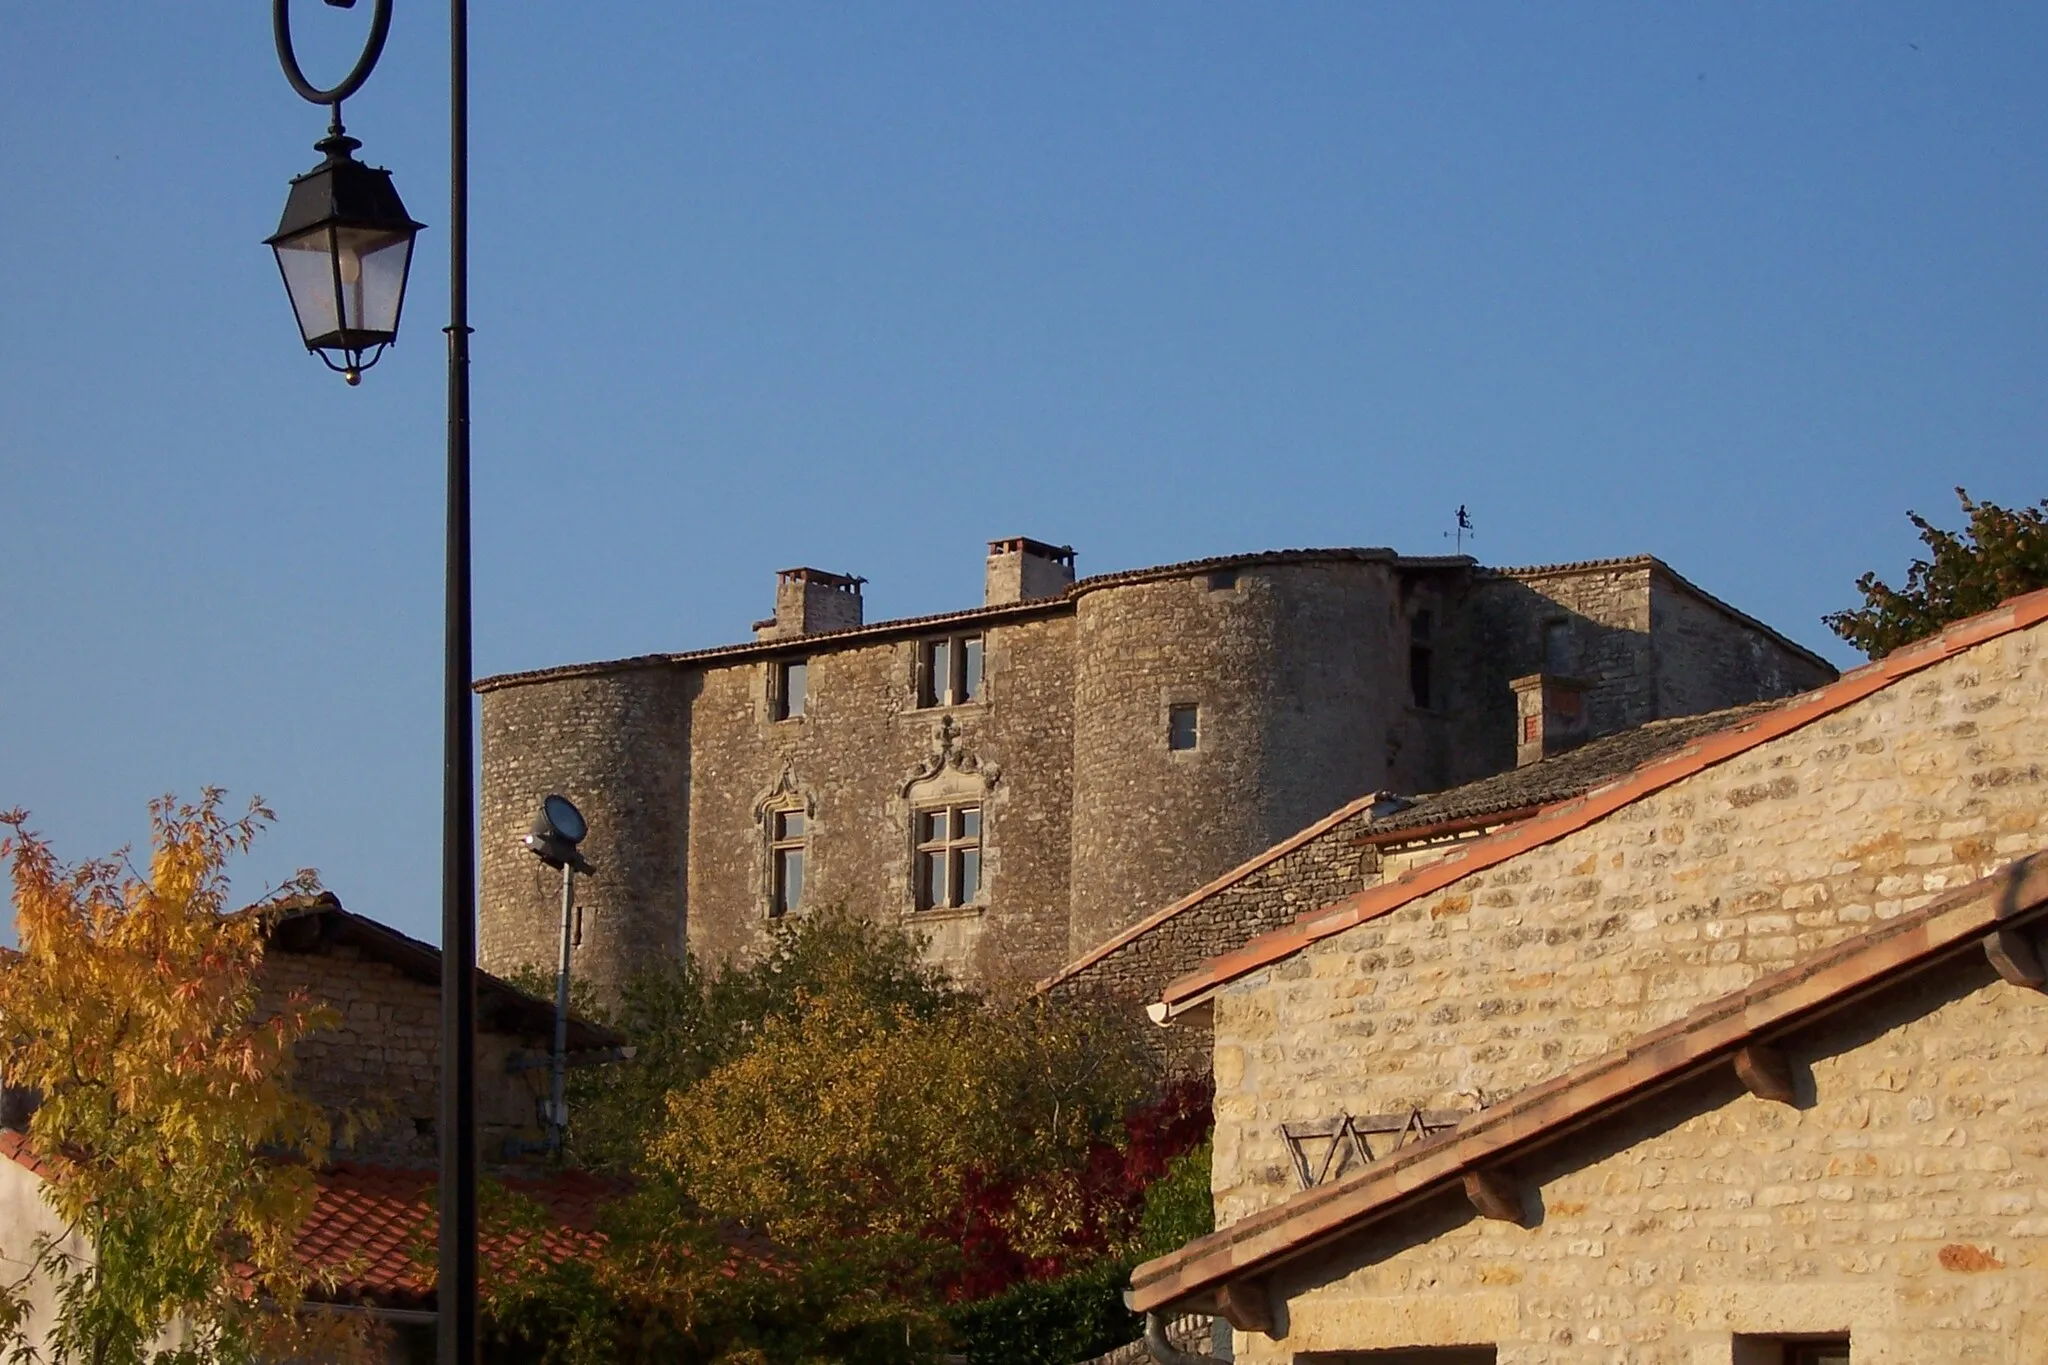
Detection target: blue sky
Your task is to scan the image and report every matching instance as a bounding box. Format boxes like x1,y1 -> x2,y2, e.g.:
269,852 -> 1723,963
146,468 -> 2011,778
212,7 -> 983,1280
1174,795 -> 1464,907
3,4 -> 2043,944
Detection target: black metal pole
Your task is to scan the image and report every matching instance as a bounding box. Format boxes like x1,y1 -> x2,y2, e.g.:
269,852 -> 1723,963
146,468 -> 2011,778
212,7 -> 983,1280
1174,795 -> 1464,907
437,0 -> 478,1361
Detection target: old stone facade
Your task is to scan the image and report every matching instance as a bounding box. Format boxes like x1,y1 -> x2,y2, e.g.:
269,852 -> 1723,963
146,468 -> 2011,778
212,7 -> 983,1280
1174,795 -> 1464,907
477,542 -> 1834,997
254,896 -> 623,1166
1128,589 -> 2048,1362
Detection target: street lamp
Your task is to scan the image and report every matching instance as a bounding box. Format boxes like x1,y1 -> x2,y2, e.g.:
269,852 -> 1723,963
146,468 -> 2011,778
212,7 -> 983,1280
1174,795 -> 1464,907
521,796 -> 592,1156
266,123 -> 423,385
269,3 -> 482,1364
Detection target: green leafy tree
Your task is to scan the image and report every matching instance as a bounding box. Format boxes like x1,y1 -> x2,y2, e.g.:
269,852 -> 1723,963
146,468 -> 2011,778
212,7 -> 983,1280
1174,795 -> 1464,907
1825,487 -> 2048,658
0,794 -> 370,1365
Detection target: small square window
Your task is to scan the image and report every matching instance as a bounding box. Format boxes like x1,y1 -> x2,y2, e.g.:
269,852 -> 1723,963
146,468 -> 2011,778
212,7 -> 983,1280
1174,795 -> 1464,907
917,634 -> 984,707
914,802 -> 983,910
1206,568 -> 1239,591
774,659 -> 807,720
1168,703 -> 1200,751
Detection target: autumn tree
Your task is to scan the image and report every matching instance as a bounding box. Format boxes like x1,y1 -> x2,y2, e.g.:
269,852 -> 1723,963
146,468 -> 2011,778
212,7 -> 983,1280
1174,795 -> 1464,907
0,793 -> 366,1365
485,908 -> 1205,1364
1825,487 -> 2048,658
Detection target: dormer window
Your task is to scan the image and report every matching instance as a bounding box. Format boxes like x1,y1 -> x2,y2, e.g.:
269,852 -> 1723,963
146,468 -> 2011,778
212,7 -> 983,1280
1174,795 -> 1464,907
917,634 -> 983,708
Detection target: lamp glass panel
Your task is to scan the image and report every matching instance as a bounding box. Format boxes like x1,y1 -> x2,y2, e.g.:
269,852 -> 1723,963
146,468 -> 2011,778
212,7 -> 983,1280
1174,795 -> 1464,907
335,224 -> 413,336
273,225 -> 343,347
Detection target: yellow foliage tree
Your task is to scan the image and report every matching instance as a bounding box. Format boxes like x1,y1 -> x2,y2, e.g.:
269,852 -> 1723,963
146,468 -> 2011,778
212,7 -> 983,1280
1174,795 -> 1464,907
650,987 -> 1147,1269
0,793 -> 367,1365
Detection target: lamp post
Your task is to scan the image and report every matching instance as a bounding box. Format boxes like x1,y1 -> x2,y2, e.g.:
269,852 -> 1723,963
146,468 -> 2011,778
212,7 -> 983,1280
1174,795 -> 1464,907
521,795 -> 592,1156
267,4 -> 479,1363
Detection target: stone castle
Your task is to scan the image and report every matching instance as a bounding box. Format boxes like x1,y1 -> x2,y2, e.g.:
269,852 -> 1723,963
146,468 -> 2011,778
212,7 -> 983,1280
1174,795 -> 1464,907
475,539 -> 1836,994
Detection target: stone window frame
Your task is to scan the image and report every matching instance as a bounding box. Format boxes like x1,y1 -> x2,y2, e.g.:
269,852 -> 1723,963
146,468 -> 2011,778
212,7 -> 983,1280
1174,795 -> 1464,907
914,632 -> 985,709
770,656 -> 808,722
911,802 -> 983,914
1162,692 -> 1206,758
753,768 -> 816,921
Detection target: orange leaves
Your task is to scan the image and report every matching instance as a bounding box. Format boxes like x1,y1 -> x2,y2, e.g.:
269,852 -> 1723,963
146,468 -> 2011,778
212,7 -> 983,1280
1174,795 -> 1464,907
0,793 -> 355,1364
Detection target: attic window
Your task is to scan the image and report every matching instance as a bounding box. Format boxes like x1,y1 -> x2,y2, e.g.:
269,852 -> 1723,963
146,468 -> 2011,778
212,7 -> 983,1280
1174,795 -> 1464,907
1206,568 -> 1239,591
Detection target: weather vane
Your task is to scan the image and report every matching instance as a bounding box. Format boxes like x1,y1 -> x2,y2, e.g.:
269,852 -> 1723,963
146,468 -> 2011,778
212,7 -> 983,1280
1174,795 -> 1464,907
1445,505 -> 1475,553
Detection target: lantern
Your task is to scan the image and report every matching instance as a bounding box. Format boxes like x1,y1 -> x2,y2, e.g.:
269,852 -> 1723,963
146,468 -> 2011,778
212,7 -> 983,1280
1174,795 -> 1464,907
266,129 -> 423,384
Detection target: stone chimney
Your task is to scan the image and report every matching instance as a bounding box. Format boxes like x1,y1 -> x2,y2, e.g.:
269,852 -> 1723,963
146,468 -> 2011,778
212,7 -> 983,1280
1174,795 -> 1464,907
1510,673 -> 1592,767
754,567 -> 865,640
985,537 -> 1076,606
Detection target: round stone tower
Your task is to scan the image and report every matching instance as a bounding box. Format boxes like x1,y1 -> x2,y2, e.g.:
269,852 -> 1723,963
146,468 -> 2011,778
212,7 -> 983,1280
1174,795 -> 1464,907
1064,552 -> 1410,956
478,663 -> 693,999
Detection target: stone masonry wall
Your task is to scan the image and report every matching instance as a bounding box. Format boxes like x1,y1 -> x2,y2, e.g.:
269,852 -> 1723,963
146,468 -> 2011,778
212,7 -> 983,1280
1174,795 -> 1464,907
684,613 -> 1078,987
1247,960 -> 2048,1363
1047,804 -> 1385,1066
1652,570 -> 1838,718
259,947 -> 551,1166
1068,561 -> 1411,957
1211,618 -> 2046,1230
480,665 -> 694,998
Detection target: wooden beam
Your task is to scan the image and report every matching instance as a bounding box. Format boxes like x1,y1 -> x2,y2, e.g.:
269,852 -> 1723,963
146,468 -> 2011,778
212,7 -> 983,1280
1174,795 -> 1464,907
1732,1043 -> 1799,1105
1213,1279 -> 1274,1335
1986,928 -> 2046,989
1462,1167 -> 1527,1225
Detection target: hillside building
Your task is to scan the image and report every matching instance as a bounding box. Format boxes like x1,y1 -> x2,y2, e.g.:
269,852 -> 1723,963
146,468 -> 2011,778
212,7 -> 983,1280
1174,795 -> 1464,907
475,540 -> 1835,996
1128,590 -> 2048,1362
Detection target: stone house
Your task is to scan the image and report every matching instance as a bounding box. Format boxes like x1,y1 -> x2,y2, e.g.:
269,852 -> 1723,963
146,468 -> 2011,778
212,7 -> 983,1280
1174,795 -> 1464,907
476,541 -> 1833,998
1128,589 -> 2048,1362
0,894 -> 627,1360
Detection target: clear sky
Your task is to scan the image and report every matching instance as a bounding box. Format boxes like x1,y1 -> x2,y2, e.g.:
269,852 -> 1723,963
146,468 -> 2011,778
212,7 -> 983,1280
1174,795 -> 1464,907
3,4 -> 2043,945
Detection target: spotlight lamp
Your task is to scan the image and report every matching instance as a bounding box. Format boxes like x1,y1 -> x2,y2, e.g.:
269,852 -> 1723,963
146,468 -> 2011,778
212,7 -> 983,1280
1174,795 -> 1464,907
523,795 -> 591,871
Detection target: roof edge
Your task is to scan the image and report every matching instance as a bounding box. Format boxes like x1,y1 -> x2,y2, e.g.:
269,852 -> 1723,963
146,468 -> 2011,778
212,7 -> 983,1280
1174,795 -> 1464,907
1158,585 -> 2048,1010
1034,789 -> 1395,995
1130,851 -> 2048,1316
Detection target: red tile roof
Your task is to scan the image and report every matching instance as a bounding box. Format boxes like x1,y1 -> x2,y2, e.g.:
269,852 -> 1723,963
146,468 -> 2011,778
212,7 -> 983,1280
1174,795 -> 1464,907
0,1136 -> 626,1309
1155,586 -> 2048,1017
1129,851 -> 2048,1318
296,1163 -> 625,1306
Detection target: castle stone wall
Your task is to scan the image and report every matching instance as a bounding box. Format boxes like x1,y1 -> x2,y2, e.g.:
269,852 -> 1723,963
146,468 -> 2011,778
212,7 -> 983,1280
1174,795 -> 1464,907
1652,569 -> 1839,717
476,549 -> 1838,1002
480,666 -> 693,1000
1068,560 -> 1412,957
680,614 -> 1078,987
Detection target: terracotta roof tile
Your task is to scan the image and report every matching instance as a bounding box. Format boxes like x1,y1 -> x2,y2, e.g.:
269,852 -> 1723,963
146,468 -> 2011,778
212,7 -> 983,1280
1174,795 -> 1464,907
1156,586 -> 2048,1014
294,1163 -> 627,1306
